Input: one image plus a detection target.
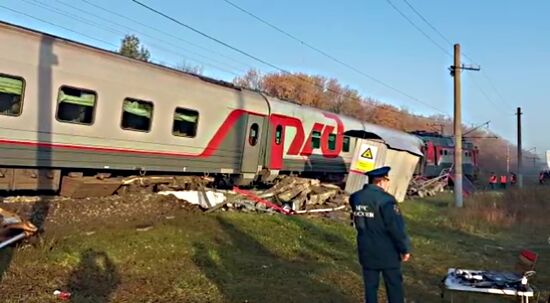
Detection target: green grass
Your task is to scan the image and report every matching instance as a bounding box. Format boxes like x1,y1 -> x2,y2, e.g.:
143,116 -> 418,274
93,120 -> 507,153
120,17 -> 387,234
1,190 -> 549,302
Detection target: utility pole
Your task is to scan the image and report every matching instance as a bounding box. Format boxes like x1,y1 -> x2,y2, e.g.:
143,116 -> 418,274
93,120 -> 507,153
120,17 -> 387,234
449,43 -> 480,208
453,44 -> 463,208
517,107 -> 523,188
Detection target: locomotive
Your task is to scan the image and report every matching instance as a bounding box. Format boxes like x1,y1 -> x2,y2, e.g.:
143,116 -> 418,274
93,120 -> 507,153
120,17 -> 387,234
411,131 -> 479,180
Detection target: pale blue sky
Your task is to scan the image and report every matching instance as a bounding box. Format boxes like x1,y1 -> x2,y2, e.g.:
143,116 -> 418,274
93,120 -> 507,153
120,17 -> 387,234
1,0 -> 549,158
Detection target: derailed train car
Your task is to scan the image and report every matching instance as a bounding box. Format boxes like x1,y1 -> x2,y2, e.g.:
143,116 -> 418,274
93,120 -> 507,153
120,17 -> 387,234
0,21 -> 422,193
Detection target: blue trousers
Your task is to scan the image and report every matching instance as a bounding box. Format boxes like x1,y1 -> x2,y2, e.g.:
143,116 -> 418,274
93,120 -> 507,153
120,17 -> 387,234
362,267 -> 404,303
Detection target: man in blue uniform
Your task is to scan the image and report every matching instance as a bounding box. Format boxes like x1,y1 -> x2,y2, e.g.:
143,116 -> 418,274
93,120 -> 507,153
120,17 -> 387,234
349,166 -> 411,303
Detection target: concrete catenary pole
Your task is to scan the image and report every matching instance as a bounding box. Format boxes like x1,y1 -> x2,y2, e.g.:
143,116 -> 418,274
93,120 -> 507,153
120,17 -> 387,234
453,44 -> 463,207
517,107 -> 523,188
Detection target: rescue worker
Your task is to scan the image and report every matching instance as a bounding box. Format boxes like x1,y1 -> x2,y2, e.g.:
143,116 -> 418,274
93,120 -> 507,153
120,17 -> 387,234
500,174 -> 507,189
510,172 -> 517,186
488,172 -> 497,190
349,166 -> 411,303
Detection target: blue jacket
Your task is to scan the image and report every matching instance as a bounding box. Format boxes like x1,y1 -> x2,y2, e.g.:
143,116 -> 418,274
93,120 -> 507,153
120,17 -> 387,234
349,184 -> 410,269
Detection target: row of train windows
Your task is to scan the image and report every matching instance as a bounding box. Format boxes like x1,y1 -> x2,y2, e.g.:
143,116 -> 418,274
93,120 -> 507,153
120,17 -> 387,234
274,126 -> 351,152
2,73 -> 352,151
0,74 -> 199,137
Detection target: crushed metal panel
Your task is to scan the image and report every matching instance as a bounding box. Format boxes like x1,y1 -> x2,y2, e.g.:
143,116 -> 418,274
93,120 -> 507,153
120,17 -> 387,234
383,150 -> 420,202
362,123 -> 424,156
344,127 -> 423,202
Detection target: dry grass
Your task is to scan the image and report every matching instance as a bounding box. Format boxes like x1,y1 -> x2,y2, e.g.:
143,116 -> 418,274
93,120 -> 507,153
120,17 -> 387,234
447,186 -> 550,233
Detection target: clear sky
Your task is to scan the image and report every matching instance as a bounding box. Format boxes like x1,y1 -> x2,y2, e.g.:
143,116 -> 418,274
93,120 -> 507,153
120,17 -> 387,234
1,0 -> 549,159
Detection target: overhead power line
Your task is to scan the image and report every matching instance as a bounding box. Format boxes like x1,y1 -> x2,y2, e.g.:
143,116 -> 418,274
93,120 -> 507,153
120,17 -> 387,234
218,0 -> 447,113
0,4 -> 117,47
18,0 -> 243,77
385,0 -> 452,57
394,0 -> 515,110
130,0 -> 285,73
32,0 -> 246,76
401,0 -> 453,47
78,0 -> 253,72
130,0 -> 449,114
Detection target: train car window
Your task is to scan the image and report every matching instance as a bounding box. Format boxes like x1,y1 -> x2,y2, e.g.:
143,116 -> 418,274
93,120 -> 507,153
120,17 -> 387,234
312,131 -> 321,149
439,150 -> 443,156
121,98 -> 153,132
172,107 -> 199,138
248,123 -> 259,146
0,74 -> 25,116
275,125 -> 282,145
328,134 -> 337,151
342,136 -> 350,152
56,86 -> 96,125
444,150 -> 448,155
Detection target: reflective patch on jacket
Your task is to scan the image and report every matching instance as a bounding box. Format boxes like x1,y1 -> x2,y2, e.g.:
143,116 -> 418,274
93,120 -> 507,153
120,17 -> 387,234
354,205 -> 375,218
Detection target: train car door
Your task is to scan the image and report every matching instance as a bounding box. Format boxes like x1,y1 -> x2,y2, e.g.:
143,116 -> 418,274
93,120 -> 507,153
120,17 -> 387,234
268,123 -> 285,170
240,115 -> 265,173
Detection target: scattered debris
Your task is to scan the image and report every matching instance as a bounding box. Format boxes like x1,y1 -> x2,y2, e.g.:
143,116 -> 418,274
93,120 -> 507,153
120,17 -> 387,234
53,289 -> 71,301
153,176 -> 350,216
120,175 -> 213,194
407,171 -> 450,198
2,196 -> 43,204
232,187 -> 291,215
258,176 -> 349,213
158,190 -> 226,208
294,205 -> 346,214
153,176 -> 352,216
0,208 -> 38,250
136,224 -> 154,232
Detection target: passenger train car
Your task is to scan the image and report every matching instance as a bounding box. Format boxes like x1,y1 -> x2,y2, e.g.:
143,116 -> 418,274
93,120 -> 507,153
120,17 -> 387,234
0,21 -> 424,192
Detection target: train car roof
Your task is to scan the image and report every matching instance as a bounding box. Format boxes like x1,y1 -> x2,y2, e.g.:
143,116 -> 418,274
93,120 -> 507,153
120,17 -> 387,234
0,20 -> 247,93
346,125 -> 424,157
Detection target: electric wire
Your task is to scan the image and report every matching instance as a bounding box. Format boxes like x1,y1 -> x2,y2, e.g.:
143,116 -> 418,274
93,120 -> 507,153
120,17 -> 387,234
131,0 -> 449,115
19,0 -> 244,77
396,0 -> 515,110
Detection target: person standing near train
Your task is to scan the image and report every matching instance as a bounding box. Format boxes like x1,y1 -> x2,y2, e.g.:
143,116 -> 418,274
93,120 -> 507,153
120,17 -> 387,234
349,166 -> 411,303
500,174 -> 507,189
488,172 -> 497,190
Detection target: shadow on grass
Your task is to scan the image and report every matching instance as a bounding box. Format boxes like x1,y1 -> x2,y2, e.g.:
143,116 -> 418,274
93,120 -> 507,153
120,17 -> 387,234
66,249 -> 120,303
192,216 -> 358,303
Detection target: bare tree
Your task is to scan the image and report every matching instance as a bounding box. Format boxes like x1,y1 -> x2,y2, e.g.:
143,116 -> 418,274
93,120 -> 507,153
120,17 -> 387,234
174,60 -> 204,75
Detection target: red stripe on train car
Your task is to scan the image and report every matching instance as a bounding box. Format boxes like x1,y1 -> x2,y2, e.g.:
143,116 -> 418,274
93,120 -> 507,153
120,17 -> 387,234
0,109 -> 265,158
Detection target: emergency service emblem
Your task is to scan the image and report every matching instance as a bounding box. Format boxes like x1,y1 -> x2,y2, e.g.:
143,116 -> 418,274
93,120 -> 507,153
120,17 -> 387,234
394,204 -> 401,215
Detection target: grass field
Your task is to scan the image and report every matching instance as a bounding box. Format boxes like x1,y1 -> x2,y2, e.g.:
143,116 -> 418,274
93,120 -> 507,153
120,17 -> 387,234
0,188 -> 549,302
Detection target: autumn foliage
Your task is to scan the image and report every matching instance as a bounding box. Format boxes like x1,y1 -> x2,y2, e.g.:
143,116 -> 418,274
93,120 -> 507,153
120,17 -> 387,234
234,69 -> 538,176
